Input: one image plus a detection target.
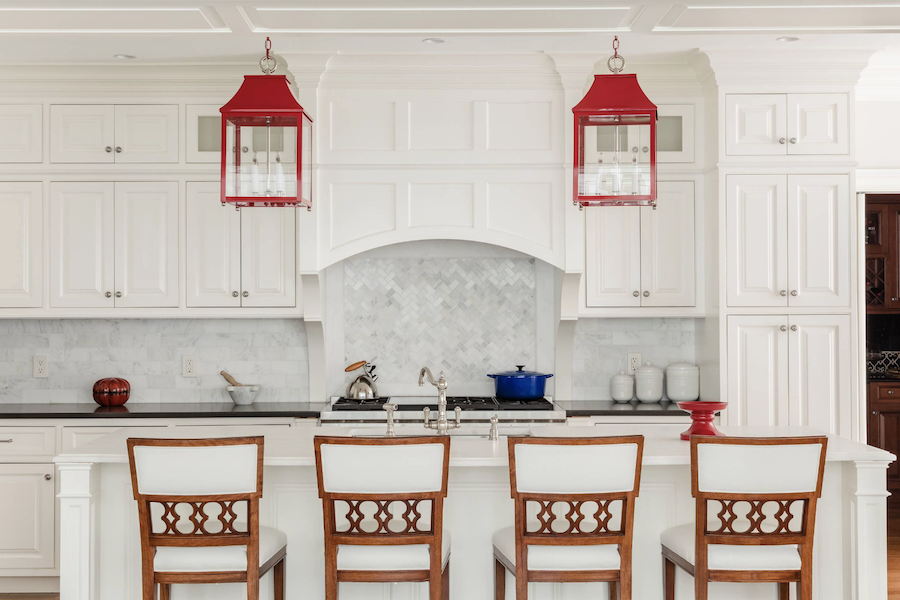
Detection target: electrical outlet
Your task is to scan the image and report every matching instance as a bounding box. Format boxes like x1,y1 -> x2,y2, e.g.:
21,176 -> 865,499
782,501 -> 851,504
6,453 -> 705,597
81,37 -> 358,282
627,353 -> 642,375
182,356 -> 198,378
33,355 -> 48,378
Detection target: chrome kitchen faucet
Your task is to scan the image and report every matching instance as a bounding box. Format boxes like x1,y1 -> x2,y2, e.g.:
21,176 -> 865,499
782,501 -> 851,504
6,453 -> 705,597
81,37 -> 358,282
418,367 -> 461,435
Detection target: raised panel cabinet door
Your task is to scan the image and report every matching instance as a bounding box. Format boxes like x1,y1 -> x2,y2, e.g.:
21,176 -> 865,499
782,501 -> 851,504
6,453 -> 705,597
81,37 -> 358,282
584,206 -> 641,307
0,105 -> 42,163
0,183 -> 42,307
726,175 -> 788,307
114,182 -> 179,308
787,93 -> 849,155
50,105 -> 115,163
240,207 -> 296,307
0,463 -> 55,570
787,174 -> 850,307
113,105 -> 178,163
726,315 -> 790,427
724,94 -> 787,156
640,181 -> 695,307
50,182 -> 115,308
788,315 -> 851,438
186,182 -> 241,307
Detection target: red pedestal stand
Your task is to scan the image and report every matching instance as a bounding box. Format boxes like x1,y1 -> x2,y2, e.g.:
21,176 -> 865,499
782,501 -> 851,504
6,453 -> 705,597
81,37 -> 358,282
676,401 -> 728,441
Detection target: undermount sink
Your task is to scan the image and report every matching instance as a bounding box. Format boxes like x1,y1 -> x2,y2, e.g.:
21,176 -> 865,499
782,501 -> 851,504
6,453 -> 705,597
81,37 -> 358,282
348,426 -> 532,438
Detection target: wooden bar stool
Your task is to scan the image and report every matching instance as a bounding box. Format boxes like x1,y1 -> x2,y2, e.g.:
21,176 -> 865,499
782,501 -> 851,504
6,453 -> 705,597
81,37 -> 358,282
314,436 -> 452,600
661,436 -> 828,600
494,435 -> 645,600
127,436 -> 287,600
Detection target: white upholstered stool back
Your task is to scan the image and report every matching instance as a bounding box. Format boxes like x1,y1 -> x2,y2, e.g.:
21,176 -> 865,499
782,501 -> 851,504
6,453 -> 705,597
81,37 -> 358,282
512,438 -> 641,494
695,438 -> 825,495
316,438 -> 447,494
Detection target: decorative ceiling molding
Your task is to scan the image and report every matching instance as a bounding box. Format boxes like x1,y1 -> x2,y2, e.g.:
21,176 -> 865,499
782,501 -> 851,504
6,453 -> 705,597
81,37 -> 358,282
857,48 -> 900,101
0,6 -> 229,34
656,3 -> 900,33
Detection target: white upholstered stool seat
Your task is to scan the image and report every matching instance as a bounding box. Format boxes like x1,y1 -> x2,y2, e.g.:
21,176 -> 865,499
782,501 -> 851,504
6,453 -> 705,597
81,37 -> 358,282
660,524 -> 801,571
337,532 -> 450,571
154,526 -> 287,573
493,526 -> 620,571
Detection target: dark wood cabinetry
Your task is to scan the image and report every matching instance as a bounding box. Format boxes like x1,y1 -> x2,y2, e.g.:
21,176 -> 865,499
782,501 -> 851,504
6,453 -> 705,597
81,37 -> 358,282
866,197 -> 900,312
868,382 -> 900,490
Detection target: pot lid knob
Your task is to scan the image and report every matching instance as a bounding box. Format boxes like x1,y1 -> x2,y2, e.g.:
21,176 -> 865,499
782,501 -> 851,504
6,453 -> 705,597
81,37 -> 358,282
516,365 -> 525,372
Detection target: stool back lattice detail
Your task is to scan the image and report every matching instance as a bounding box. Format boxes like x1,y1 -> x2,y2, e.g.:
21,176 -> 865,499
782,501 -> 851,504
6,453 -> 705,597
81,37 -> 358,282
314,436 -> 452,600
661,436 -> 828,600
497,435 -> 645,600
127,437 -> 286,600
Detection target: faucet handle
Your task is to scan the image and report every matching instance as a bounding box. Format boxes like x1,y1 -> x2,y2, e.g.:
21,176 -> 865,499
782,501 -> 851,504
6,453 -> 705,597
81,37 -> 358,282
383,403 -> 397,437
454,406 -> 462,428
423,406 -> 431,426
489,415 -> 499,441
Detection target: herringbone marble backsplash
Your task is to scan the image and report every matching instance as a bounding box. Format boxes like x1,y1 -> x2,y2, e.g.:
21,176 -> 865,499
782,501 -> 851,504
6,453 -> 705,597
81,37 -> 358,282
344,257 -> 537,384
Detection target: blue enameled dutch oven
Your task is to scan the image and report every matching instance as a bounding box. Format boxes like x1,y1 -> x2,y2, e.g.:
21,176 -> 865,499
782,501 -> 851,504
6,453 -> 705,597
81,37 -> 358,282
488,366 -> 553,399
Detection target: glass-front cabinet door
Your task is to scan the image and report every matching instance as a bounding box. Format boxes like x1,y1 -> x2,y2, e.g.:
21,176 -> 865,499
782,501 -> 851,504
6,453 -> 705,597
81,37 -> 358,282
866,203 -> 899,312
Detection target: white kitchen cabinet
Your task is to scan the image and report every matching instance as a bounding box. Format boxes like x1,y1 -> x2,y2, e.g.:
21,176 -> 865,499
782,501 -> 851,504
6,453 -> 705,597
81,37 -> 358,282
725,93 -> 848,156
787,175 -> 850,307
0,105 -> 42,163
185,104 -> 222,163
726,174 -> 849,308
787,94 -> 849,155
113,105 -> 178,163
186,182 -> 242,307
51,181 -> 178,308
186,181 -> 296,308
50,104 -> 177,163
0,183 -> 42,307
0,463 -> 55,570
50,182 -> 115,308
240,206 -> 296,308
114,182 -> 179,308
726,314 -> 850,436
655,104 -> 695,163
585,181 -> 694,308
50,105 -> 115,163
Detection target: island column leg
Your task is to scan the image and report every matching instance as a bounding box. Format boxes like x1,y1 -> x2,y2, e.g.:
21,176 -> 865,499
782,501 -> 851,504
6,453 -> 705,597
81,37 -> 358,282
847,460 -> 891,600
57,463 -> 100,600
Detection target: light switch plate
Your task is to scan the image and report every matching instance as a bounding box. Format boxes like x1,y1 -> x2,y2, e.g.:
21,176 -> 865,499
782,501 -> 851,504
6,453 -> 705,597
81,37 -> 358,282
182,356 -> 198,377
33,355 -> 48,378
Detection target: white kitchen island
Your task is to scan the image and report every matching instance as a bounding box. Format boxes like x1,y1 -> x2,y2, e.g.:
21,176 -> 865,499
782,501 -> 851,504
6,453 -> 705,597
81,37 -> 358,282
54,424 -> 894,600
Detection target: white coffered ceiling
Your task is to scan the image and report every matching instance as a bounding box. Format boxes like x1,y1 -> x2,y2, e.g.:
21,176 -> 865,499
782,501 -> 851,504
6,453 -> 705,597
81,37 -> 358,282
0,0 -> 899,64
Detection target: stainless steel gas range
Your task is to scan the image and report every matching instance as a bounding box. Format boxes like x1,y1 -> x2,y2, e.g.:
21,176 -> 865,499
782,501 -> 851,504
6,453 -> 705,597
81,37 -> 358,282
320,395 -> 566,425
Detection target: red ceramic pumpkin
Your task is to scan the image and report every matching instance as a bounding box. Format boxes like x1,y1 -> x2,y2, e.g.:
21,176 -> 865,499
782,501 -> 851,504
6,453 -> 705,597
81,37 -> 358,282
92,378 -> 131,407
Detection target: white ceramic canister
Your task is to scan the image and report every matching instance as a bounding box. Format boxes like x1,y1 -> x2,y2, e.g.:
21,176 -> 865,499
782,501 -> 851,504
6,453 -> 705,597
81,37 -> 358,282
610,371 -> 634,403
665,361 -> 700,401
634,362 -> 664,403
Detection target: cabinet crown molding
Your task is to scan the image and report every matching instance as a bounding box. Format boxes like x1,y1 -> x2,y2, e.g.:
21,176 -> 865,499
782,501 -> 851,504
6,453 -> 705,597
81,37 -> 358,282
701,48 -> 879,89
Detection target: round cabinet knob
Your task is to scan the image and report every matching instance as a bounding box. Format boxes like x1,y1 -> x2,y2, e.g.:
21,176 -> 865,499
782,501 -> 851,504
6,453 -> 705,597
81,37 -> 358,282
115,146 -> 122,153
779,138 -> 786,145
242,291 -> 249,298
633,291 -> 639,297
643,291 -> 650,297
232,291 -> 239,297
642,146 -> 649,153
890,390 -> 895,395
791,325 -> 798,331
780,325 -> 787,332
790,137 -> 798,144
632,146 -> 639,153
105,146 -> 113,153
242,146 -> 249,153
791,290 -> 798,296
44,474 -> 51,481
780,290 -> 787,296
115,291 -> 122,298
105,292 -> 112,298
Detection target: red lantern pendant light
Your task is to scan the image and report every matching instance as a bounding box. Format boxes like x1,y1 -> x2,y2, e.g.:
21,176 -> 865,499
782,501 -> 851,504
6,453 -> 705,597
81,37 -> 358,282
220,37 -> 313,209
572,37 -> 657,208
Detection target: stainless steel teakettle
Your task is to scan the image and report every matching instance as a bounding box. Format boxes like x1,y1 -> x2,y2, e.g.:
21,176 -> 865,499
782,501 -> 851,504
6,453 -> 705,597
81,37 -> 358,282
345,360 -> 379,399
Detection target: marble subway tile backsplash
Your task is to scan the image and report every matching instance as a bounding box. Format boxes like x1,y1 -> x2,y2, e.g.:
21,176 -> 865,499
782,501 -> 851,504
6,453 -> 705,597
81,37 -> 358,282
572,318 -> 696,401
0,319 -> 308,404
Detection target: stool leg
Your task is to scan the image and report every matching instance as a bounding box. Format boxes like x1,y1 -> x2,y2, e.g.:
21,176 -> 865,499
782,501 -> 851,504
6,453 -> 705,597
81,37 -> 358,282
778,582 -> 789,600
608,580 -> 618,600
494,558 -> 506,600
274,558 -> 285,600
663,556 -> 676,600
159,584 -> 170,600
442,562 -> 450,600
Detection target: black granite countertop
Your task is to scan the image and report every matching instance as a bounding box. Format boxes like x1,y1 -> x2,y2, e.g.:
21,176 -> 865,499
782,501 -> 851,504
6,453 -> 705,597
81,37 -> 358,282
555,400 -> 690,417
0,402 -> 326,419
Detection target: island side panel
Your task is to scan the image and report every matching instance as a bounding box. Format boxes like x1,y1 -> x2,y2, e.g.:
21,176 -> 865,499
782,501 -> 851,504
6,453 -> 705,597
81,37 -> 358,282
58,463 -> 100,600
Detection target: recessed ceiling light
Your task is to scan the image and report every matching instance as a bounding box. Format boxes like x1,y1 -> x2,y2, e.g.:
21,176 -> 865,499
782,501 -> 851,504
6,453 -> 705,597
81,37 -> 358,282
776,36 -> 800,43
422,38 -> 445,44
113,54 -> 136,60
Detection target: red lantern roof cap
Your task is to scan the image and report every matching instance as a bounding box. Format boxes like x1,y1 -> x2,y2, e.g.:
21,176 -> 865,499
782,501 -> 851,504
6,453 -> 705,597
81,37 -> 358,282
572,73 -> 657,114
220,74 -> 308,116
